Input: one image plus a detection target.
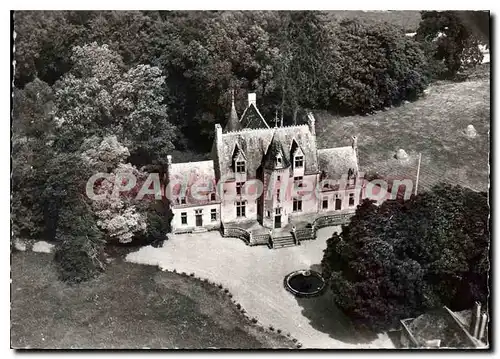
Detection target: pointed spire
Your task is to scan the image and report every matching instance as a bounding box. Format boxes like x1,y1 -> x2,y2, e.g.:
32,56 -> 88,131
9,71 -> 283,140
225,89 -> 240,132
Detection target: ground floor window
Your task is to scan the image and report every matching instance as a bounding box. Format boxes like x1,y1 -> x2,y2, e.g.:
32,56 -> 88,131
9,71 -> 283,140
335,195 -> 342,210
236,201 -> 246,217
322,198 -> 328,209
181,212 -> 187,225
349,193 -> 355,206
293,197 -> 302,212
211,208 -> 217,221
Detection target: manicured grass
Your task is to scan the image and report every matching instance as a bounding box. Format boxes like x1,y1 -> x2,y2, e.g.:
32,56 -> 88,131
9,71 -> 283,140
10,251 -> 294,349
315,74 -> 490,193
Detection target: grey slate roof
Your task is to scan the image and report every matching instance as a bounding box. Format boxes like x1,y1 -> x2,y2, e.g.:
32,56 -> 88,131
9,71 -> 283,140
239,104 -> 270,130
317,146 -> 359,180
215,124 -> 319,179
263,131 -> 291,170
224,98 -> 241,133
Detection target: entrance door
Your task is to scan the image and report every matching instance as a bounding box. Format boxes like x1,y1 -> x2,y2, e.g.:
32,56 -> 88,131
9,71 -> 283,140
274,215 -> 281,229
195,209 -> 203,227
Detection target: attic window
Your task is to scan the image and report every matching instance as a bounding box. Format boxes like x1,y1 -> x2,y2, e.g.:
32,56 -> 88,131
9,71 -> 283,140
276,156 -> 282,166
210,193 -> 216,201
236,160 -> 246,173
180,197 -> 186,204
294,155 -> 304,168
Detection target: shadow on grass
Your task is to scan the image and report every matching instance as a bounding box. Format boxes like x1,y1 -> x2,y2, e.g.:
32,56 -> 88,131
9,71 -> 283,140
293,264 -> 380,345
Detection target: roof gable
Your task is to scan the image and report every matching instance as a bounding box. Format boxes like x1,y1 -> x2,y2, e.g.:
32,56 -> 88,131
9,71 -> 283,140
239,104 -> 270,130
216,125 -> 318,179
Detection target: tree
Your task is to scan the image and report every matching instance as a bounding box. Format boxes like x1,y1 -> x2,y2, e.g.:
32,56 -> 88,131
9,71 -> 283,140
11,78 -> 56,241
53,42 -> 176,166
322,184 -> 489,331
54,196 -> 106,283
327,19 -> 430,115
416,11 -> 485,78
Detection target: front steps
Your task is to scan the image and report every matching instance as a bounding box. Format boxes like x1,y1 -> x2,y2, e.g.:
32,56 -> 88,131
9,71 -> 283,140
271,234 -> 297,249
192,227 -> 208,233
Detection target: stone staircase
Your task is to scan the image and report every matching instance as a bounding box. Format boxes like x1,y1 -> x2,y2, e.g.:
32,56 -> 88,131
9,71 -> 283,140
192,227 -> 208,233
271,233 -> 296,249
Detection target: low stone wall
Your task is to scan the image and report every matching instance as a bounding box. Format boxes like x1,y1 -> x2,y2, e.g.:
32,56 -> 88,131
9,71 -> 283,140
251,233 -> 271,246
221,224 -> 251,245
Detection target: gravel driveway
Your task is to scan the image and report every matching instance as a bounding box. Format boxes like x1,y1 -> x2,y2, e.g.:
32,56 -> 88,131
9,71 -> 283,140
126,226 -> 395,349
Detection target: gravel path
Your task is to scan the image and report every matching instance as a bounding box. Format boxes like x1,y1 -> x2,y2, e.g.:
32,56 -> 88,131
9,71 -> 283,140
126,227 -> 395,349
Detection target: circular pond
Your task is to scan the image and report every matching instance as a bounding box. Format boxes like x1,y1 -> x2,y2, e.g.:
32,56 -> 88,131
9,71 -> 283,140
284,270 -> 326,297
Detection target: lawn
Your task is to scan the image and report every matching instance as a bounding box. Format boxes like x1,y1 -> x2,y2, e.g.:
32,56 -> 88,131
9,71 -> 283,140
10,251 -> 294,349
315,71 -> 490,193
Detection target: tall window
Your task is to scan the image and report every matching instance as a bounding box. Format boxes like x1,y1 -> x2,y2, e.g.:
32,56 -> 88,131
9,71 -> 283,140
236,201 -> 246,217
236,161 -> 246,173
211,208 -> 217,222
322,198 -> 328,209
294,155 -> 304,168
276,188 -> 281,202
277,157 -> 282,165
293,197 -> 302,212
275,207 -> 281,215
236,182 -> 244,195
335,195 -> 342,210
349,193 -> 355,206
294,176 -> 303,187
181,212 -> 187,225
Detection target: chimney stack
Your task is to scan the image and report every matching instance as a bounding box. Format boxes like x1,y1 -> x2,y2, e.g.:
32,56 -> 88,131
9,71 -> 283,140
306,112 -> 316,136
248,93 -> 256,107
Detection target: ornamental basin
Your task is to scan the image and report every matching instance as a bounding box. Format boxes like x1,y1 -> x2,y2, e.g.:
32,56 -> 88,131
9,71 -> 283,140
284,269 -> 326,298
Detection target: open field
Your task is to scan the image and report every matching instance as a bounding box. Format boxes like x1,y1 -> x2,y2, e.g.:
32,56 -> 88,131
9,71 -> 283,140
325,10 -> 422,32
11,251 -> 293,349
315,74 -> 490,193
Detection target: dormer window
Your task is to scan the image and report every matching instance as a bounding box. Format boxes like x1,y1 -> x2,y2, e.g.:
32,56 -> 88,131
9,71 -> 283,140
236,160 -> 246,173
276,155 -> 282,166
294,155 -> 304,168
210,193 -> 216,201
180,196 -> 186,204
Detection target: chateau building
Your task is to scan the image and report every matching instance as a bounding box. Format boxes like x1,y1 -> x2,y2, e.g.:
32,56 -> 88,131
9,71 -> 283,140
166,93 -> 362,234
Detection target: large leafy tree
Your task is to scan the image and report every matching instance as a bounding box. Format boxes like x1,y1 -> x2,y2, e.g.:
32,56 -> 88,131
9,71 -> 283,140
11,78 -> 56,241
416,11 -> 485,78
53,42 -> 176,166
327,19 -> 430,115
322,184 -> 489,331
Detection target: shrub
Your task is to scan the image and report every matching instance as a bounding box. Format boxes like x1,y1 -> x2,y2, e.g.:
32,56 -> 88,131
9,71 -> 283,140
277,329 -> 282,334
224,288 -> 229,293
190,273 -> 194,277
251,318 -> 258,324
269,326 -> 274,331
218,284 -> 223,289
236,303 -> 241,309
54,201 -> 106,283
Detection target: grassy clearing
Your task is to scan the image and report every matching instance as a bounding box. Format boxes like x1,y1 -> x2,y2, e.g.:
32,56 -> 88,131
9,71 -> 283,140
11,251 -> 294,349
325,10 -> 422,32
315,74 -> 490,193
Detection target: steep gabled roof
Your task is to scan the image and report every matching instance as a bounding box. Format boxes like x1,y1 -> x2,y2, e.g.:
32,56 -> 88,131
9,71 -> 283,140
317,146 -> 359,180
263,131 -> 291,170
224,92 -> 241,133
215,124 -> 319,179
239,103 -> 270,130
